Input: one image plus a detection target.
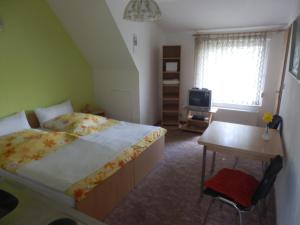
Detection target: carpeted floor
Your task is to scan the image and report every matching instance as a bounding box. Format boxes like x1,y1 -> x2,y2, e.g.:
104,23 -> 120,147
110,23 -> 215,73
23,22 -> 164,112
104,129 -> 276,225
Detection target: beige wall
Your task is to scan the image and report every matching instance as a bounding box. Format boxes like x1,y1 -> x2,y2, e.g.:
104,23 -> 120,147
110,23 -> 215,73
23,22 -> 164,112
276,4 -> 300,225
164,31 -> 286,126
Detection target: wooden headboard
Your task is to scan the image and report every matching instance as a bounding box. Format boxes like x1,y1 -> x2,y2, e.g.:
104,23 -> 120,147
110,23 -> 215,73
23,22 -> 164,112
26,111 -> 40,128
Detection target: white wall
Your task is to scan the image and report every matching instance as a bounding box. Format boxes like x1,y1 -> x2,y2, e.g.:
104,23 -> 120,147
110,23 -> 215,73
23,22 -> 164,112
94,69 -> 140,122
164,31 -> 286,126
47,0 -> 140,123
106,0 -> 165,125
257,31 -> 288,126
276,3 -> 300,225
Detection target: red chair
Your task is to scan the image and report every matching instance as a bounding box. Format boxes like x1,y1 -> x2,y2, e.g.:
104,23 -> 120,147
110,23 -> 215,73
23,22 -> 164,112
202,155 -> 283,225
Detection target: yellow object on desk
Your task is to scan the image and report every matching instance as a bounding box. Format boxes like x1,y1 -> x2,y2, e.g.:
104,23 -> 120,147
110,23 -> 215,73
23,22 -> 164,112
262,112 -> 273,123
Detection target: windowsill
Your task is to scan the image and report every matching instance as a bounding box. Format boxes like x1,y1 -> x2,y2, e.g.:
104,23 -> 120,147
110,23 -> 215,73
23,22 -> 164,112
215,107 -> 259,113
212,104 -> 260,113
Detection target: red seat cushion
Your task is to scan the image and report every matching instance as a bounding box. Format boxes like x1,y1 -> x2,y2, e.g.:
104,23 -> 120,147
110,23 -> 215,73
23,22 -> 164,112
204,168 -> 259,208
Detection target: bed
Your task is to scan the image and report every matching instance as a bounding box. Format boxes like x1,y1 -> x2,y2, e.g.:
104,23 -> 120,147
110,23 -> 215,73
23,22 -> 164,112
0,112 -> 166,220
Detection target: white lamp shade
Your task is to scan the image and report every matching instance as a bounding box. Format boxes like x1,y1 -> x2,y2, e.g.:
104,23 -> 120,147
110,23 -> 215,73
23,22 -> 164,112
123,0 -> 162,22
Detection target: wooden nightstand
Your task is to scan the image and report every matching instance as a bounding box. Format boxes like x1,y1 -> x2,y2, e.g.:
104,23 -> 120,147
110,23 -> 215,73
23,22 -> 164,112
179,107 -> 218,133
82,104 -> 105,117
90,109 -> 105,117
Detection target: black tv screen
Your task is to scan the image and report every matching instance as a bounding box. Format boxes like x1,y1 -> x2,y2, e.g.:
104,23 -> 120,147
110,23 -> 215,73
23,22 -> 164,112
189,89 -> 211,108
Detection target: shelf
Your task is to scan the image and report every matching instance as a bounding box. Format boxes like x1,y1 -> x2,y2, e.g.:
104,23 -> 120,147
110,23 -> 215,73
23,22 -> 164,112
179,124 -> 205,133
185,106 -> 218,114
163,73 -> 180,80
162,121 -> 179,126
188,115 -> 209,121
163,57 -> 180,60
163,104 -> 178,110
163,87 -> 180,95
187,119 -> 209,128
180,107 -> 218,133
163,114 -> 178,120
163,97 -> 179,101
163,72 -> 180,74
163,84 -> 180,87
162,84 -> 180,89
163,46 -> 181,59
163,110 -> 179,114
162,45 -> 181,126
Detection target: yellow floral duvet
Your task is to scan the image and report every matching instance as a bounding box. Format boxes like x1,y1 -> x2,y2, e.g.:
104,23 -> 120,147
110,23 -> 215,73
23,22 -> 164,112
0,119 -> 166,202
0,129 -> 78,172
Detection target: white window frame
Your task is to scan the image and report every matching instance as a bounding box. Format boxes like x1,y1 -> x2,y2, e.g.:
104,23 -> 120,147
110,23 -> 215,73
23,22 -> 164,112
194,33 -> 269,112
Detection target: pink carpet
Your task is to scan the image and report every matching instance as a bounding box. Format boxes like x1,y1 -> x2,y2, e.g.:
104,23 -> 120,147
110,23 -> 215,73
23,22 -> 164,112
104,129 -> 276,225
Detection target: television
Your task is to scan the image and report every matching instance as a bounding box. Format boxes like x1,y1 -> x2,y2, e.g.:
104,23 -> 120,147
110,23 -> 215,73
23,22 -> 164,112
188,88 -> 212,111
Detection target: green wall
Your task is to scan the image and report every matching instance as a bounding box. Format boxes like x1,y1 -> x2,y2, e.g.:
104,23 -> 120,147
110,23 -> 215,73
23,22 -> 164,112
0,0 -> 94,118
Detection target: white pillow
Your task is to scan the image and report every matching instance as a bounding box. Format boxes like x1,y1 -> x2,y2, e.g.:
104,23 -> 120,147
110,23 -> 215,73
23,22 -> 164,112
34,100 -> 74,126
0,111 -> 31,136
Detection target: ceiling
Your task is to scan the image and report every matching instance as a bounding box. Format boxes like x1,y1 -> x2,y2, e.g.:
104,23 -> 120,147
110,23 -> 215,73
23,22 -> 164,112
156,0 -> 295,32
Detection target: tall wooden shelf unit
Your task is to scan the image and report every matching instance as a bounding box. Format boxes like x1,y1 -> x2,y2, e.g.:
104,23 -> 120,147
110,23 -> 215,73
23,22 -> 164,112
162,46 -> 181,126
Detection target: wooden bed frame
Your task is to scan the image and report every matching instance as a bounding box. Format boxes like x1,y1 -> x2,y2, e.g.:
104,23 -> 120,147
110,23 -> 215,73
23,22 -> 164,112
26,112 -> 165,220
76,136 -> 165,220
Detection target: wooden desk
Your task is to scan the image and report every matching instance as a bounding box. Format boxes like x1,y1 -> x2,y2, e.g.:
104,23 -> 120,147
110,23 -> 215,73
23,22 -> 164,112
198,121 -> 284,195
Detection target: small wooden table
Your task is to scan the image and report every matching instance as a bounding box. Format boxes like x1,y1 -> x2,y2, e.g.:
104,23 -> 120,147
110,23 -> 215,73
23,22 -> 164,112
197,121 -> 284,195
180,107 -> 218,133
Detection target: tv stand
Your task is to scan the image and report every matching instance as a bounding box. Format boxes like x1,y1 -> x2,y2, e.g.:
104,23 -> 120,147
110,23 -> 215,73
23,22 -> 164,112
180,107 -> 218,133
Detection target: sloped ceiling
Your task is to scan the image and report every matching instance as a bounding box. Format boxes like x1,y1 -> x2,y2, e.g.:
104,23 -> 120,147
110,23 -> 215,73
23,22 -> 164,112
47,0 -> 136,70
157,0 -> 295,32
47,0 -> 297,68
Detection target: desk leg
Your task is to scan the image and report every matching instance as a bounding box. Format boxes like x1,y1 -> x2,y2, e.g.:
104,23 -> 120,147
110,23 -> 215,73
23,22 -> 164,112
200,145 -> 207,197
210,152 -> 216,175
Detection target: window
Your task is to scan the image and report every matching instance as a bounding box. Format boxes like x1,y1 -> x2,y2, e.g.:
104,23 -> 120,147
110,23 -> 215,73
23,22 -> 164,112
194,33 -> 267,110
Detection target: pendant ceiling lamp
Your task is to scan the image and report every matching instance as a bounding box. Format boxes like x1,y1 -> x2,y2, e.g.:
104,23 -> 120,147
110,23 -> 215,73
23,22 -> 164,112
123,0 -> 162,22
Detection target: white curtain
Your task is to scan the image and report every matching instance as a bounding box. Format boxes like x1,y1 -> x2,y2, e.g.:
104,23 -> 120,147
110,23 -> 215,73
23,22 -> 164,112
194,32 -> 267,109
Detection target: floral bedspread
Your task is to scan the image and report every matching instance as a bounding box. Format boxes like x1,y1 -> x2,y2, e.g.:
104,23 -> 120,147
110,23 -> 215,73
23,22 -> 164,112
0,129 -> 78,172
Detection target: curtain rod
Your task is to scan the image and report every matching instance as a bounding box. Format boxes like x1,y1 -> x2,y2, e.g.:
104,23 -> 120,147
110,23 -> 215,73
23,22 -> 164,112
193,25 -> 289,36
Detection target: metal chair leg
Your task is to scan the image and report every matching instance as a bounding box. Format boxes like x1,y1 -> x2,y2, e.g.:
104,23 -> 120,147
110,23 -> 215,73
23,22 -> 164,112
200,146 -> 207,198
238,211 -> 243,225
210,152 -> 216,175
261,198 -> 268,217
202,199 -> 215,225
256,206 -> 263,225
233,156 -> 239,168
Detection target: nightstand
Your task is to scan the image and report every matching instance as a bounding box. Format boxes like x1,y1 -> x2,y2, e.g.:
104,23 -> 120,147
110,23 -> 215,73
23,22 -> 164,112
90,109 -> 105,117
179,107 -> 218,133
82,104 -> 105,117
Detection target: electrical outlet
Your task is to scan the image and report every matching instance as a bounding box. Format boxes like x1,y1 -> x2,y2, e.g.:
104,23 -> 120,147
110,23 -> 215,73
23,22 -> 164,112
132,33 -> 138,54
133,33 -> 138,47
